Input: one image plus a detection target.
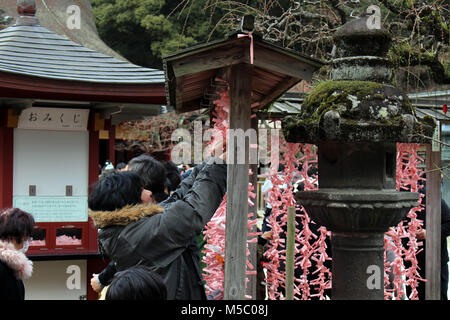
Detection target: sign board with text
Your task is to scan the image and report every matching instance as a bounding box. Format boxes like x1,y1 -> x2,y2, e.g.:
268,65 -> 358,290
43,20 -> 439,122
13,196 -> 88,222
18,108 -> 89,131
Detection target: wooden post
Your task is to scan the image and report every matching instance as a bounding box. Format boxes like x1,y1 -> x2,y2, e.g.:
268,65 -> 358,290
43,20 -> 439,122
425,143 -> 441,300
224,63 -> 253,300
246,115 -> 258,299
285,206 -> 296,300
88,111 -> 100,253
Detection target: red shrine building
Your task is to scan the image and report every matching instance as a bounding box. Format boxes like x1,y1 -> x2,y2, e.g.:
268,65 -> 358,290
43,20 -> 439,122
0,3 -> 166,299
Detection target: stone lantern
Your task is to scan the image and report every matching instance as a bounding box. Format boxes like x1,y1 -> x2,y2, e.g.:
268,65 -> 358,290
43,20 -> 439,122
282,17 -> 435,299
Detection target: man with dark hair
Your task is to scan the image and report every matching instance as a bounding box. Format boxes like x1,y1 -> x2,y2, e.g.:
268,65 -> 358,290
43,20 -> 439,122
115,162 -> 127,172
127,154 -> 168,203
163,160 -> 182,194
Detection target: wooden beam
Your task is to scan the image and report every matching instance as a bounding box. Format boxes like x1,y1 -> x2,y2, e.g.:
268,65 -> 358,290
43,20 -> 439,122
253,42 -> 318,81
164,37 -> 240,61
175,76 -> 185,112
0,72 -> 167,104
254,40 -> 324,69
258,76 -> 300,109
251,90 -> 265,103
94,112 -> 105,131
425,143 -> 442,300
224,63 -> 253,300
7,109 -> 19,128
179,89 -> 205,102
171,42 -> 248,78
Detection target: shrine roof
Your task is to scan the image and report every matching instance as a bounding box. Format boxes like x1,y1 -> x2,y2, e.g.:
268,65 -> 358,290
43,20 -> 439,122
0,23 -> 164,84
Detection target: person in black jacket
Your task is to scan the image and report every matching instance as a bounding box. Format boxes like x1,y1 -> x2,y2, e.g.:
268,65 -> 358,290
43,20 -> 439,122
0,208 -> 35,300
88,159 -> 227,300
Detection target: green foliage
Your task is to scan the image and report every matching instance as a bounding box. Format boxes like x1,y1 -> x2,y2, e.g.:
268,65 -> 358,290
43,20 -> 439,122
91,0 -> 229,68
0,9 -> 13,28
91,0 -> 449,91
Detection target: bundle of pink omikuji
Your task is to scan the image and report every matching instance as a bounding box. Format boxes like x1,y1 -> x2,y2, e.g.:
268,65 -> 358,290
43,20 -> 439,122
30,235 -> 82,246
201,83 -> 424,300
385,143 -> 426,300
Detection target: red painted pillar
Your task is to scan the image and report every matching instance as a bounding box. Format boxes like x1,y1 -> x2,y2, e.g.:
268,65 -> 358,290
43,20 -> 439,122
88,111 -> 99,189
87,111 -> 108,300
0,109 -> 13,209
87,111 -> 99,253
86,257 -> 111,300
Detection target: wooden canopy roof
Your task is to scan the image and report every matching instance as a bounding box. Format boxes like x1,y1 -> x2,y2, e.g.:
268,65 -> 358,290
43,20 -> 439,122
163,32 -> 324,113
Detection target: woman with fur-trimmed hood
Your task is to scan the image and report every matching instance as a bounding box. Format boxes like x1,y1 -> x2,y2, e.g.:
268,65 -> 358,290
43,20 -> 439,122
0,208 -> 35,300
88,160 -> 226,300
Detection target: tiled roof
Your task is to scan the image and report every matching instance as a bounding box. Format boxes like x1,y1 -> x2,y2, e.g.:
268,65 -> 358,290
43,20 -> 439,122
0,23 -> 165,84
